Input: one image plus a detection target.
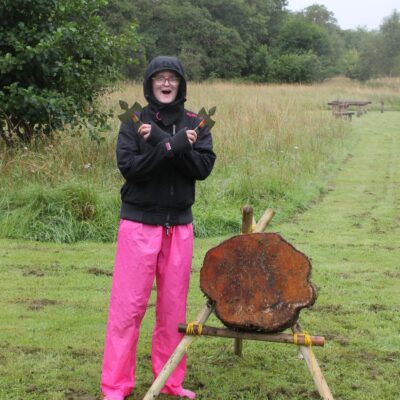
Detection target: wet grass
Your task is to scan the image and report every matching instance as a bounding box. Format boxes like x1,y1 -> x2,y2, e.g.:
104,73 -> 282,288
1,112 -> 400,399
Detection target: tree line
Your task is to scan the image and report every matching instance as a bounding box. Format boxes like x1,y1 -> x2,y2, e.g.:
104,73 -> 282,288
102,0 -> 400,82
1,0 -> 400,146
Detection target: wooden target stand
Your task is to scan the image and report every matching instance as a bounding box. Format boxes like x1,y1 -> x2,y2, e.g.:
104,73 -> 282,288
143,207 -> 334,400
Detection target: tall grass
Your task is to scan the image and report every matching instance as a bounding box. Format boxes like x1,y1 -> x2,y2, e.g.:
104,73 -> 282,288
1,77 -> 398,242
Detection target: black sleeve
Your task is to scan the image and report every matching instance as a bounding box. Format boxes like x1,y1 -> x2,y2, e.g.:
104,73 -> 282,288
116,120 -> 173,182
147,123 -> 192,154
146,122 -> 170,146
172,123 -> 216,181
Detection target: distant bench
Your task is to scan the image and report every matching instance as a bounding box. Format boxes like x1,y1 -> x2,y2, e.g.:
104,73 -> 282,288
332,110 -> 355,121
328,100 -> 372,119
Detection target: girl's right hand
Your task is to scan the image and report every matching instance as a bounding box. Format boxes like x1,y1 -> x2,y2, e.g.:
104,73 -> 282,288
138,123 -> 151,140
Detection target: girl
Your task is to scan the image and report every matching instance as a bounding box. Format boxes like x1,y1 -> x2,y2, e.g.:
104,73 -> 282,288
101,56 -> 216,400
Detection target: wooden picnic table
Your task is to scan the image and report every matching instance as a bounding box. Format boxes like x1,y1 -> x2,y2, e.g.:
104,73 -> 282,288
328,100 -> 372,119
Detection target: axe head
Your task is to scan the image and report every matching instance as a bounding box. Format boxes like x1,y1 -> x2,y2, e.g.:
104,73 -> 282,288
118,101 -> 143,124
197,106 -> 217,130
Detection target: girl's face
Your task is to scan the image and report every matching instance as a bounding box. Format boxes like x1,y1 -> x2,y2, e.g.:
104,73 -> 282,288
151,70 -> 180,104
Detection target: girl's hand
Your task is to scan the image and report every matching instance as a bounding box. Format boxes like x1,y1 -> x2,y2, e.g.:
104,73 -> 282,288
138,123 -> 151,140
186,129 -> 197,145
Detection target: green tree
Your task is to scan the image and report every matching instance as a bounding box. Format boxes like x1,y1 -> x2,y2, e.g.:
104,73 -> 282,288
380,10 -> 400,76
0,0 -> 137,146
178,47 -> 205,81
270,52 -> 322,83
195,0 -> 287,78
298,4 -> 346,75
273,15 -> 331,80
126,0 -> 247,79
301,4 -> 338,28
359,34 -> 385,80
342,28 -> 383,80
99,0 -> 289,81
100,0 -> 146,78
278,15 -> 331,57
51,0 -> 398,83
247,45 -> 271,82
343,49 -> 362,79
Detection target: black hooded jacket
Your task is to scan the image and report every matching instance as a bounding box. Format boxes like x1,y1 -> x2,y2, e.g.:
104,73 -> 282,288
116,56 -> 216,226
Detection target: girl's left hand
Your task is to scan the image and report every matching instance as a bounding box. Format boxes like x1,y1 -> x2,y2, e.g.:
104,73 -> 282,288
186,129 -> 197,145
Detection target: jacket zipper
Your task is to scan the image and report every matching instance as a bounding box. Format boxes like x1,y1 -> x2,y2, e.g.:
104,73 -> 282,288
165,185 -> 174,236
165,125 -> 176,236
164,222 -> 170,236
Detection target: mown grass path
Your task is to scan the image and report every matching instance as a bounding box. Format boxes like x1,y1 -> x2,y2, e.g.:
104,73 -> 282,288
0,111 -> 399,399
274,111 -> 400,399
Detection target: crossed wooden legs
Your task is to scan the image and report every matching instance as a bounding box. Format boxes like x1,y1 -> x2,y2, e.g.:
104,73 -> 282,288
143,303 -> 214,400
143,302 -> 334,400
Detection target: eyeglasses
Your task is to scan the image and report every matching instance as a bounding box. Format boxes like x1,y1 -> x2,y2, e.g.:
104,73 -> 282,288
152,75 -> 180,85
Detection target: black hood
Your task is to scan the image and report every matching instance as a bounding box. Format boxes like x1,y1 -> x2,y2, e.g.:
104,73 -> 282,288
143,56 -> 187,126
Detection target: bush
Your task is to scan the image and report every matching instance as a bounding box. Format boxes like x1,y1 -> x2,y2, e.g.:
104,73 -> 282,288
270,52 -> 323,83
0,0 -> 139,146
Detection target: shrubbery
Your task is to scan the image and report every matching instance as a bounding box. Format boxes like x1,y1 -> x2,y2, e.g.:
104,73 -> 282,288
0,0 -> 139,146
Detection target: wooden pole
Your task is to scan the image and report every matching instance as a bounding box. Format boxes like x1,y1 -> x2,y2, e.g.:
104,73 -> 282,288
292,322 -> 335,400
234,205 -> 255,356
255,208 -> 275,232
235,206 -> 275,357
178,324 -> 325,347
143,303 -> 214,400
240,205 -> 254,234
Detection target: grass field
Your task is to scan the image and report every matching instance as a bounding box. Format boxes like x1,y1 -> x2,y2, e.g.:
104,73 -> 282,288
3,77 -> 400,242
0,109 -> 399,399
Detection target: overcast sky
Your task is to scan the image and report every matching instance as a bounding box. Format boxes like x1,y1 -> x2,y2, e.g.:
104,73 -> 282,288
287,0 -> 399,30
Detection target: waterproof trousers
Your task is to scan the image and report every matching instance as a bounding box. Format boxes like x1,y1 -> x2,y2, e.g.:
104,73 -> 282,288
101,219 -> 194,399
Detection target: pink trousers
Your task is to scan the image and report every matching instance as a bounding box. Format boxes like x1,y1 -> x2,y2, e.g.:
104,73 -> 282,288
101,220 -> 194,399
